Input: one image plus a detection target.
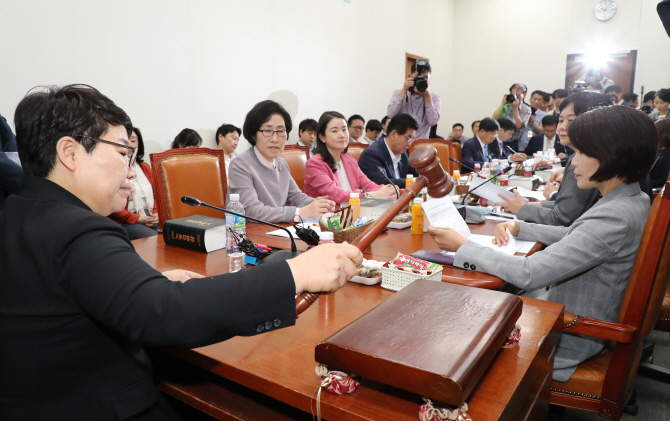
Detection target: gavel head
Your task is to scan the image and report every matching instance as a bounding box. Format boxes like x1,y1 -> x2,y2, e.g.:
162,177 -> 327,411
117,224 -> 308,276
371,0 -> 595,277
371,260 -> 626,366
408,146 -> 454,198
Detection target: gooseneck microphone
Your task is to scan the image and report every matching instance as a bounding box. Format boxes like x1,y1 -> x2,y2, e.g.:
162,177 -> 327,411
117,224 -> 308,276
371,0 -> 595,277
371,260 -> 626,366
460,165 -> 513,206
448,157 -> 482,176
376,166 -> 399,199
181,195 -> 298,254
503,144 -> 526,162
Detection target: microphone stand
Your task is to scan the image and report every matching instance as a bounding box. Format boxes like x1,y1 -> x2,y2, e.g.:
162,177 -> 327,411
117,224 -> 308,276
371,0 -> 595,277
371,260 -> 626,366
376,166 -> 399,199
181,196 -> 299,263
448,157 -> 482,176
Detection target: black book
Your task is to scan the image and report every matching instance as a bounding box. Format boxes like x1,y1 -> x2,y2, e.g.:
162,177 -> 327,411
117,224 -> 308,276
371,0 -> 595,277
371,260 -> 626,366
163,214 -> 227,253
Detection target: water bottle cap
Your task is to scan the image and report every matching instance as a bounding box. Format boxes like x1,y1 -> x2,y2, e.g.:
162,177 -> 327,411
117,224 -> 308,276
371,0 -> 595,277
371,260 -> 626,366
407,174 -> 414,179
350,193 -> 359,199
414,197 -> 424,204
230,194 -> 240,201
320,232 -> 334,240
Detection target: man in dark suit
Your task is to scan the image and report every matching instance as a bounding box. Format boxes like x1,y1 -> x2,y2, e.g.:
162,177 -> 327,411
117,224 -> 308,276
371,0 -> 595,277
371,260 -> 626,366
358,113 -> 419,187
0,84 -> 362,421
524,115 -> 573,158
461,117 -> 502,173
0,113 -> 23,212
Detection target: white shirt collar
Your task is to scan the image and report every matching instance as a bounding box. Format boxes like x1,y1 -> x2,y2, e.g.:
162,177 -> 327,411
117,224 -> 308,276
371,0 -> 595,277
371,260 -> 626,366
384,139 -> 402,164
254,146 -> 276,170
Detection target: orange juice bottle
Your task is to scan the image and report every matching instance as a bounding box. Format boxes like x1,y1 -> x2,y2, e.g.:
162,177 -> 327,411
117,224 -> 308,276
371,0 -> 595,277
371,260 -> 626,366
452,170 -> 461,184
411,197 -> 424,235
405,174 -> 415,189
349,192 -> 360,221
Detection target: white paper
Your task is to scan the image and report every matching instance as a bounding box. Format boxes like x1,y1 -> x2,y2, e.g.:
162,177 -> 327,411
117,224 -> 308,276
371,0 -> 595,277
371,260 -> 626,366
515,240 -> 536,254
421,196 -> 471,238
266,225 -> 321,239
513,186 -> 545,201
469,177 -> 518,203
468,230 -> 517,255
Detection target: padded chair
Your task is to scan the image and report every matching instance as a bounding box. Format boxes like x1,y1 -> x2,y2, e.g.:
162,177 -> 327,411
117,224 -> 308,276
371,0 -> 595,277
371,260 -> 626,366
346,143 -> 369,162
410,139 -> 452,174
280,145 -> 309,191
150,148 -> 227,231
450,141 -> 462,173
549,181 -> 670,420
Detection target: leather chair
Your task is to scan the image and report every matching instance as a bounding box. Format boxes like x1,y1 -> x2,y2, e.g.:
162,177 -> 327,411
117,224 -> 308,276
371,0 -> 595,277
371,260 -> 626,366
150,148 -> 227,231
280,145 -> 309,191
450,142 -> 462,173
549,181 -> 670,420
410,139 -> 451,174
346,143 -> 368,162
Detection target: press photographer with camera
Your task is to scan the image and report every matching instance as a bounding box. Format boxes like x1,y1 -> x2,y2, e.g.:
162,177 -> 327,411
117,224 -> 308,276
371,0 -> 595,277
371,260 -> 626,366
492,83 -> 531,152
387,58 -> 441,140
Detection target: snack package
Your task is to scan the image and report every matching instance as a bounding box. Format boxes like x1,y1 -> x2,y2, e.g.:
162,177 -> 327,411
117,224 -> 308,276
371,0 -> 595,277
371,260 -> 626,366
392,212 -> 411,223
383,252 -> 441,275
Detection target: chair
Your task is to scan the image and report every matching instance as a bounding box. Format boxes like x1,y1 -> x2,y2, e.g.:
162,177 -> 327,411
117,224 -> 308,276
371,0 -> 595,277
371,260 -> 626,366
280,145 -> 309,191
346,143 -> 369,162
450,141 -> 462,173
549,181 -> 670,420
410,139 -> 451,174
150,148 -> 227,231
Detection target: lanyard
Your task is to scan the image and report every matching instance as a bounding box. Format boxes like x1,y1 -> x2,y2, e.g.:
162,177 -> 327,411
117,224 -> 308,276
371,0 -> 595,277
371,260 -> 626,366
408,94 -> 425,120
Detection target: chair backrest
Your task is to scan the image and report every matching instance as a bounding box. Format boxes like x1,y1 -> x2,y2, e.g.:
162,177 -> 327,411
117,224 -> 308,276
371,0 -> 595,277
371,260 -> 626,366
346,143 -> 369,162
411,139 -> 452,174
450,142 -> 462,173
150,148 -> 227,230
280,145 -> 309,191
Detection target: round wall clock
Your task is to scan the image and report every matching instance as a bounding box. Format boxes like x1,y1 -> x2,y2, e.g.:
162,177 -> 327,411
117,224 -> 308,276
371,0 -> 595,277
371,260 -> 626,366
595,1 -> 617,21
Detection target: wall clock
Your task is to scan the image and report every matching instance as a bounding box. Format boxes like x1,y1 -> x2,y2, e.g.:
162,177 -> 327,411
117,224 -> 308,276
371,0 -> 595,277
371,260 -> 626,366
595,1 -> 617,21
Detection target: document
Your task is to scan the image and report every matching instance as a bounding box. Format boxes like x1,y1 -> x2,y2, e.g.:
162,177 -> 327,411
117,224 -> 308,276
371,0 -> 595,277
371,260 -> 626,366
469,177 -> 519,203
513,186 -> 546,201
468,230 -> 517,255
421,196 -> 471,238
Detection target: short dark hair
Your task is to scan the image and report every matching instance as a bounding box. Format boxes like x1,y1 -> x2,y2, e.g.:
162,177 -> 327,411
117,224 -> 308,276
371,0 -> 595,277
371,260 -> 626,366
552,89 -> 569,99
531,90 -> 550,103
387,113 -> 419,137
411,60 -> 432,74
298,118 -> 317,133
347,114 -> 365,127
381,116 -> 390,126
509,83 -> 527,93
569,106 -> 657,184
242,100 -> 292,146
559,91 -> 612,115
643,91 -> 657,103
497,118 -> 516,131
471,120 -> 481,130
478,117 -> 500,133
622,92 -> 638,103
314,111 -> 348,173
132,127 -> 146,163
215,124 -> 241,145
656,88 -> 670,103
605,85 -> 622,94
541,115 -> 559,127
171,128 -> 202,149
366,119 -> 382,132
14,84 -> 132,178
656,119 -> 670,149
452,123 -> 464,129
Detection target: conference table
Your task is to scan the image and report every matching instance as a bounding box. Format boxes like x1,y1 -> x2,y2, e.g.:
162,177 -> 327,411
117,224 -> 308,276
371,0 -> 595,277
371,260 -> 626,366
134,219 -> 564,421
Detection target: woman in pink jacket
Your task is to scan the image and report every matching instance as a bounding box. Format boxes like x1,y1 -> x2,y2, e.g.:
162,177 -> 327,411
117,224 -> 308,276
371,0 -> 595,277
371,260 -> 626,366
305,111 -> 397,203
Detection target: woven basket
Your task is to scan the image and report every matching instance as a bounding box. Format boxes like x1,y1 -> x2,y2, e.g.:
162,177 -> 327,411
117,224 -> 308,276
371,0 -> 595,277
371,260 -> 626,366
319,218 -> 374,243
380,266 -> 443,291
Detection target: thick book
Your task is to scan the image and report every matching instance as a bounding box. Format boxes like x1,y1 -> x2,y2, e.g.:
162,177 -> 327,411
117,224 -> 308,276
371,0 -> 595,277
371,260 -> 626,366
163,214 -> 227,252
315,280 -> 523,406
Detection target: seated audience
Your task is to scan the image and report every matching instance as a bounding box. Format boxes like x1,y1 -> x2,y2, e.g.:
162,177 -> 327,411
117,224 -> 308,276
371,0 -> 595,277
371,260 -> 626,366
0,113 -> 23,212
622,92 -> 639,108
605,85 -> 623,104
524,115 -> 573,157
447,123 -> 467,145
492,83 -> 531,151
1,84 -> 361,420
550,89 -> 569,115
348,114 -> 365,143
109,127 -> 159,239
215,123 -> 241,182
650,119 -> 670,189
494,118 -> 526,161
529,90 -> 550,135
497,91 -> 612,226
227,100 -> 334,223
650,89 -> 670,122
171,128 -> 202,149
304,112 -> 396,203
364,119 -> 382,143
357,113 -> 419,187
428,104 -> 657,382
297,118 -> 317,157
470,120 -> 480,138
378,116 -> 390,143
461,117 -> 501,172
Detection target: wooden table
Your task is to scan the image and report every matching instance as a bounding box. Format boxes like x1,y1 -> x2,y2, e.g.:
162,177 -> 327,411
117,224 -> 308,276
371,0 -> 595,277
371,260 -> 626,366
134,222 -> 564,421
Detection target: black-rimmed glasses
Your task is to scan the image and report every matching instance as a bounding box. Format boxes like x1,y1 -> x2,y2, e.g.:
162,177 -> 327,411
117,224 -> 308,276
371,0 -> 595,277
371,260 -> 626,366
257,129 -> 288,139
74,135 -> 138,167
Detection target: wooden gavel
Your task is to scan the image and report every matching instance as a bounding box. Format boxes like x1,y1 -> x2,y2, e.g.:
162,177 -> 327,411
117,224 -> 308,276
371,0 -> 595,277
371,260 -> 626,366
295,146 -> 454,316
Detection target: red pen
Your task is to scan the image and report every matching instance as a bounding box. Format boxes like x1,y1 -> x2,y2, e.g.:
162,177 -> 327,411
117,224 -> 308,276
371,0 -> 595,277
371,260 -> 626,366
256,244 -> 272,251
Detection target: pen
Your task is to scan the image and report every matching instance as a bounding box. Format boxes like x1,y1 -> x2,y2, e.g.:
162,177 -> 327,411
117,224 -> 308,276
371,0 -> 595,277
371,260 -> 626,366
490,213 -> 515,220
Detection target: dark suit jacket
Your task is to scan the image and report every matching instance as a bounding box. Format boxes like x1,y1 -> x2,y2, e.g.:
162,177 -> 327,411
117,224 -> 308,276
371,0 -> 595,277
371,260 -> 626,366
357,139 -> 418,187
650,148 -> 670,189
0,114 -> 23,211
461,136 -> 502,173
523,133 -> 573,156
0,176 -> 297,421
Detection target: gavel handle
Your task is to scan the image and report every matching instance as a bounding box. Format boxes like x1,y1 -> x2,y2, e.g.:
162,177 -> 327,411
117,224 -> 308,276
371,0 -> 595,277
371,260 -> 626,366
294,178 -> 427,316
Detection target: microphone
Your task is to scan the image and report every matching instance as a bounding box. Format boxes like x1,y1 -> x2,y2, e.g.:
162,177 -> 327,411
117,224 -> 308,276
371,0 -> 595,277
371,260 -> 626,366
503,144 -> 526,162
448,157 -> 482,176
181,196 -> 299,260
376,166 -> 399,199
460,165 -> 513,206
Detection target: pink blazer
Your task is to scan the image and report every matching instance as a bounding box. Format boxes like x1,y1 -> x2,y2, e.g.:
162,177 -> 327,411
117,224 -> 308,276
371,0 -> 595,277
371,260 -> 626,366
305,153 -> 383,203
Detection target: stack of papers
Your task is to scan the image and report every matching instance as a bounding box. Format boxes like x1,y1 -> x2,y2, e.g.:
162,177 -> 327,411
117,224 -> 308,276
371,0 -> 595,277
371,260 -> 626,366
421,196 -> 470,238
469,177 -> 518,203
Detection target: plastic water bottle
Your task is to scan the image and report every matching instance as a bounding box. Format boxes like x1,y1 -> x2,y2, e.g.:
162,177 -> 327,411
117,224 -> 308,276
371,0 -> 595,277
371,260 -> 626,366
226,194 -> 246,273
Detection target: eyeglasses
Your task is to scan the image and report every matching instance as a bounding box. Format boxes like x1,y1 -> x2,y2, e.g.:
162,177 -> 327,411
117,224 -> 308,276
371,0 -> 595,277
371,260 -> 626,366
74,135 -> 138,168
402,134 -> 416,144
257,129 -> 288,139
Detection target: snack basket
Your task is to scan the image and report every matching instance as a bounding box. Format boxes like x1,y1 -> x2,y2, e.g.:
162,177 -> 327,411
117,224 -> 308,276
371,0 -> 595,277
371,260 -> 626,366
319,218 -> 374,243
381,266 -> 443,291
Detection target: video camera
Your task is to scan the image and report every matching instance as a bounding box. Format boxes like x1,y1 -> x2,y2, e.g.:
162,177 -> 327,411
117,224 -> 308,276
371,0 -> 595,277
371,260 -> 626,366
410,58 -> 429,93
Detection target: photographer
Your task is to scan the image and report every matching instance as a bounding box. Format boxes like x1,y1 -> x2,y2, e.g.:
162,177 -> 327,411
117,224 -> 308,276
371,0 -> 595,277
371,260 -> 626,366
387,59 -> 441,140
492,83 -> 531,152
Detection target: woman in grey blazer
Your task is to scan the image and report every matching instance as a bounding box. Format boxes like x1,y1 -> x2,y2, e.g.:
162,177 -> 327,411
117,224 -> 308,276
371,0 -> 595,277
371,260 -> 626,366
428,105 -> 657,382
